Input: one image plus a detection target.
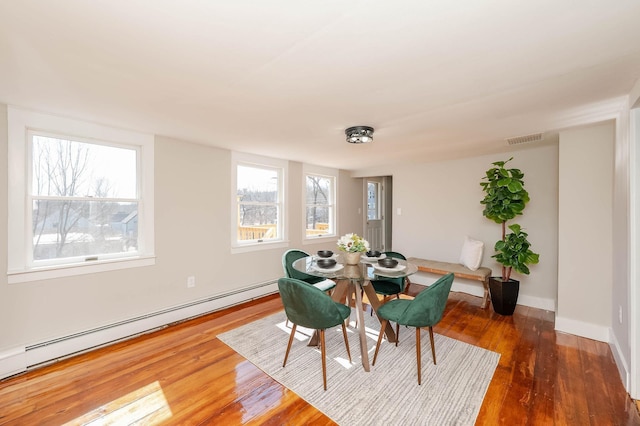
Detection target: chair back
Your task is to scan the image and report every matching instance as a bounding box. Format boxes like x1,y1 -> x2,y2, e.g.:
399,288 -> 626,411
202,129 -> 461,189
399,273 -> 454,327
278,278 -> 347,330
380,251 -> 407,291
282,249 -> 321,284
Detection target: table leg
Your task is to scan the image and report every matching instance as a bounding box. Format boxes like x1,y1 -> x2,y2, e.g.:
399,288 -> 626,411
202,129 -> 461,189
354,282 -> 370,372
363,283 -> 397,343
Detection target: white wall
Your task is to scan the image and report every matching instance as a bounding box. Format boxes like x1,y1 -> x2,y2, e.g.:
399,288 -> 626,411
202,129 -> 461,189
388,145 -> 559,310
556,121 -> 614,341
0,108 -> 363,372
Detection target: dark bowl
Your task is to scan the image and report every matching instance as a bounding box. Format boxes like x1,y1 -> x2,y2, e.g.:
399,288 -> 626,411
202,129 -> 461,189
317,250 -> 334,258
366,250 -> 381,258
378,258 -> 399,268
316,258 -> 337,269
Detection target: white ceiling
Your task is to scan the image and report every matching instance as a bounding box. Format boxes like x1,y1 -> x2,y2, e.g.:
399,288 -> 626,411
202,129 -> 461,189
1,1 -> 640,171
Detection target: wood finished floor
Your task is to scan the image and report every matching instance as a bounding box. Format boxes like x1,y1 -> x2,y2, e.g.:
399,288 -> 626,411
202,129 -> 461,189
1,286 -> 639,425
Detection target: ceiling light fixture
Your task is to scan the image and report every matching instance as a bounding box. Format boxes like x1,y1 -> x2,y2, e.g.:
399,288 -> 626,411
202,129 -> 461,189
345,126 -> 374,144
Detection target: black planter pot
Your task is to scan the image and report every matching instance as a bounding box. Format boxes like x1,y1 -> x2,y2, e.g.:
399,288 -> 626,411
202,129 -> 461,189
489,277 -> 520,315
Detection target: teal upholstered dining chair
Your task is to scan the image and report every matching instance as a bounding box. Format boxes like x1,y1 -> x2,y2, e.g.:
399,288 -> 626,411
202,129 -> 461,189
282,249 -> 337,293
278,277 -> 352,390
372,273 -> 454,385
368,251 -> 409,316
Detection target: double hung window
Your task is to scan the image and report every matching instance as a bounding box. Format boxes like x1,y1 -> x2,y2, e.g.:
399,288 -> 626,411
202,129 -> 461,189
304,166 -> 337,240
232,153 -> 287,251
30,133 -> 139,264
8,107 -> 154,282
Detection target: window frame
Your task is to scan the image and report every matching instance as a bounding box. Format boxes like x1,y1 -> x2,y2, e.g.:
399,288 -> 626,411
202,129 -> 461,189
231,152 -> 288,253
7,106 -> 155,283
302,164 -> 338,244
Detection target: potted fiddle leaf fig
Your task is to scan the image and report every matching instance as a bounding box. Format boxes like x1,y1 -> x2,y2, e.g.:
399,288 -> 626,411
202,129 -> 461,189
480,158 -> 540,315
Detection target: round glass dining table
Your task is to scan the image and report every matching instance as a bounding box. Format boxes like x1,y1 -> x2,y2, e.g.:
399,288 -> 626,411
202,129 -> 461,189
292,254 -> 418,372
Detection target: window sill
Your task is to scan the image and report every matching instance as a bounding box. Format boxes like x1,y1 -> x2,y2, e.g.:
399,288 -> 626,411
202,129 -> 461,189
231,240 -> 289,254
302,235 -> 337,245
7,255 -> 156,284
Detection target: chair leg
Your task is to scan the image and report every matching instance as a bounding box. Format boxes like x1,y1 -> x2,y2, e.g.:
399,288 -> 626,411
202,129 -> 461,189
372,319 -> 388,366
429,326 -> 437,364
283,324 -> 297,367
416,327 -> 422,385
341,323 -> 352,363
395,322 -> 400,347
320,329 -> 327,390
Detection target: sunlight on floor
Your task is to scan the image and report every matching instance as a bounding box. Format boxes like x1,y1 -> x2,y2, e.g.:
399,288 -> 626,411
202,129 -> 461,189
62,381 -> 172,426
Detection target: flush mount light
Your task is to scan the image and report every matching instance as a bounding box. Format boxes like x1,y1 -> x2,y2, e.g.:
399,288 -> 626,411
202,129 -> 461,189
345,126 -> 374,144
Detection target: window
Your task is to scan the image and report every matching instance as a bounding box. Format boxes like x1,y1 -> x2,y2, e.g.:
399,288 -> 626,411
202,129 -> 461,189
8,107 -> 154,282
367,181 -> 381,220
232,152 -> 287,251
304,169 -> 336,239
31,134 -> 139,264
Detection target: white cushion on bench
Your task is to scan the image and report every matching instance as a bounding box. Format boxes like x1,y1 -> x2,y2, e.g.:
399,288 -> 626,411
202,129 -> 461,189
459,236 -> 484,271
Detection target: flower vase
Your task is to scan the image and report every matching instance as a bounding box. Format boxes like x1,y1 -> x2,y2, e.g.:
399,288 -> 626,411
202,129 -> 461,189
343,252 -> 362,265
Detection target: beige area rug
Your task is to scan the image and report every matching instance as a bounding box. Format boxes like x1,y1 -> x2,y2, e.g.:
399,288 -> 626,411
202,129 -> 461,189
218,310 -> 499,426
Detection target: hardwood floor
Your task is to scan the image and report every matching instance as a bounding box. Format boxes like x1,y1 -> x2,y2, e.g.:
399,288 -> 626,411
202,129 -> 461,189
1,287 -> 638,425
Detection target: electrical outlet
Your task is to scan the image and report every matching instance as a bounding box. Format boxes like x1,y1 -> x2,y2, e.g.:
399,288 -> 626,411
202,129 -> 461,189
187,276 -> 196,288
619,306 -> 623,324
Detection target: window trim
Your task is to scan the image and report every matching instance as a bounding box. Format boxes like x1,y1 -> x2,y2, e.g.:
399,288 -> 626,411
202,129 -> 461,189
302,164 -> 338,244
7,106 -> 155,283
231,152 -> 288,253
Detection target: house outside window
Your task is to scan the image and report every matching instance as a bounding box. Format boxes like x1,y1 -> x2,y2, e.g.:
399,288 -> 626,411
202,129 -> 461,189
303,165 -> 337,241
232,152 -> 287,252
7,107 -> 155,283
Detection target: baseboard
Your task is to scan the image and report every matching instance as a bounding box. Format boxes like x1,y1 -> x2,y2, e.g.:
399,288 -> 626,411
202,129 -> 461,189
517,294 -> 556,312
554,315 -> 611,343
411,272 -> 556,312
1,281 -> 278,380
609,330 -> 631,393
0,347 -> 26,379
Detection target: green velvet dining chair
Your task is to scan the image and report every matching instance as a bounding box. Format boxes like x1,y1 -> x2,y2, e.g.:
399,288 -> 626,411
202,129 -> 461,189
282,249 -> 337,293
372,273 -> 454,385
370,251 -> 409,301
278,277 -> 352,390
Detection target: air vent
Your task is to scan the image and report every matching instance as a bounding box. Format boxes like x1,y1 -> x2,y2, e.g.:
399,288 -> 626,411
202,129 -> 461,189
506,133 -> 544,146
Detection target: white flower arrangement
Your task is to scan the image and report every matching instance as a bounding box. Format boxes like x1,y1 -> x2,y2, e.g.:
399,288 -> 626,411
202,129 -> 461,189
337,233 -> 370,253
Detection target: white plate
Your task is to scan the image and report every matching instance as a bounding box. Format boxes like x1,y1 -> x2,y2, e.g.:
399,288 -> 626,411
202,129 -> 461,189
361,253 -> 386,263
373,264 -> 406,273
312,264 -> 344,273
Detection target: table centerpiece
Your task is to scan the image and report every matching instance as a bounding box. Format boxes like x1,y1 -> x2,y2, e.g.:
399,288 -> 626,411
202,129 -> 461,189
337,233 -> 370,264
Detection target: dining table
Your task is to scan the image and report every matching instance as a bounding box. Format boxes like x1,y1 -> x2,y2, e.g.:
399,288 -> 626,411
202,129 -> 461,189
292,253 -> 418,372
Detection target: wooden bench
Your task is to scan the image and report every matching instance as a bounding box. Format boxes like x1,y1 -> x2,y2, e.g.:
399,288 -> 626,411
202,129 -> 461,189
406,257 -> 492,309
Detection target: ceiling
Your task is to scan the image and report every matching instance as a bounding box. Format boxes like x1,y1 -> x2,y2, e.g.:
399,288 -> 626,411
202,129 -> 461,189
1,1 -> 640,171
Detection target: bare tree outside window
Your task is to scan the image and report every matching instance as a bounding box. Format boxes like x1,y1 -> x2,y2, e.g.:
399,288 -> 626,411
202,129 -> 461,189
305,175 -> 334,237
31,135 -> 138,261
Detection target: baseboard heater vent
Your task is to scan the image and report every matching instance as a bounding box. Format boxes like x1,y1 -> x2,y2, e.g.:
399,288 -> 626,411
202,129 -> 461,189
17,279 -> 278,372
506,132 -> 544,145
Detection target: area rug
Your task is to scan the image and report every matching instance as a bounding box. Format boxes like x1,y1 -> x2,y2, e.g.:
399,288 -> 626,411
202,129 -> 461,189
218,311 -> 499,425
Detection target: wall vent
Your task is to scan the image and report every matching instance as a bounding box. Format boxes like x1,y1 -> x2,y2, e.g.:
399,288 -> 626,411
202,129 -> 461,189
506,133 -> 544,145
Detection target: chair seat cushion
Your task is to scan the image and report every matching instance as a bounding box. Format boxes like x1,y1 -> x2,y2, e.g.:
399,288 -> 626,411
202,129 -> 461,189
336,302 -> 351,321
376,299 -> 411,323
312,278 -> 337,292
370,279 -> 402,296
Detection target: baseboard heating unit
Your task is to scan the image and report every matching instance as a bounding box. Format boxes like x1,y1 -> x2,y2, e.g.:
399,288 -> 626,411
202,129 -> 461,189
0,280 -> 278,380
